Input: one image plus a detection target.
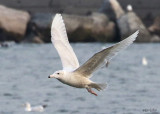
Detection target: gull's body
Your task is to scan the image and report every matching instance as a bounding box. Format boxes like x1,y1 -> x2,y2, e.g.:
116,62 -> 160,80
48,14 -> 139,96
24,102 -> 47,112
56,71 -> 92,88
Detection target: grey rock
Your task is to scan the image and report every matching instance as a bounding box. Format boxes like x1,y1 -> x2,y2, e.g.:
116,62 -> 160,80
91,12 -> 115,42
23,33 -> 44,44
32,36 -> 44,44
0,5 -> 30,42
109,0 -> 151,42
150,35 -> 160,42
118,12 -> 151,42
63,12 -> 115,42
0,41 -> 15,48
29,13 -> 53,42
99,0 -> 116,20
148,16 -> 160,36
30,12 -> 115,42
109,0 -> 125,19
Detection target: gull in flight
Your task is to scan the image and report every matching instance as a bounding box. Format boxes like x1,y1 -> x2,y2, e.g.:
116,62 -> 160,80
24,102 -> 47,112
48,13 -> 139,96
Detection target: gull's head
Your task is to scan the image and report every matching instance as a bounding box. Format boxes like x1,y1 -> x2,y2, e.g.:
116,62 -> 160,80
25,102 -> 31,107
24,102 -> 31,111
48,70 -> 64,79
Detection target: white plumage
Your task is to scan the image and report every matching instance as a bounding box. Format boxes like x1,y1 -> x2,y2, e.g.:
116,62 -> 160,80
24,102 -> 47,112
49,13 -> 139,96
142,57 -> 148,66
51,14 -> 79,71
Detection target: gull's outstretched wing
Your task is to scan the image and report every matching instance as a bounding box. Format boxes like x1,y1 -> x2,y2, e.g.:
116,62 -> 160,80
51,14 -> 79,71
74,31 -> 139,77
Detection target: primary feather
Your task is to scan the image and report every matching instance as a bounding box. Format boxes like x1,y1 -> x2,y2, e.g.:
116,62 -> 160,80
51,14 -> 79,71
75,30 -> 139,77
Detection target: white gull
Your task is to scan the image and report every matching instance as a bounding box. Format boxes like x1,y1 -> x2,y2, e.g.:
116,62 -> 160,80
48,13 -> 139,96
127,4 -> 133,12
142,57 -> 148,66
24,102 -> 47,112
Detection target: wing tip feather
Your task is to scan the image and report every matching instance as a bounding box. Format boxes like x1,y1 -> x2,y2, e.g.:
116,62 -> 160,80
125,30 -> 139,43
133,30 -> 139,37
51,13 -> 65,38
133,30 -> 139,39
52,13 -> 62,26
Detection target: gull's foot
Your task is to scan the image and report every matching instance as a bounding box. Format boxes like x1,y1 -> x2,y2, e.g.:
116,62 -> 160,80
87,88 -> 98,96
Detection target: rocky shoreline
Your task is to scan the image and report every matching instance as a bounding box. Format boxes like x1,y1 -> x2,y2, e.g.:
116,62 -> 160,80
0,0 -> 160,44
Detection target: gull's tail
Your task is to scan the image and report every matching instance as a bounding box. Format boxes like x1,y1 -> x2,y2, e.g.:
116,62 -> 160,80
89,83 -> 107,91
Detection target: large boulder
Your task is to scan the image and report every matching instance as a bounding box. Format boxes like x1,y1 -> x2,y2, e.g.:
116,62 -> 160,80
29,13 -> 53,43
63,12 -> 115,42
0,41 -> 15,48
91,13 -> 115,42
99,0 -> 124,20
109,0 -> 152,42
99,0 -> 116,20
150,35 -> 160,42
118,12 -> 152,42
30,12 -> 115,42
0,5 -> 30,42
23,33 -> 44,44
148,16 -> 160,36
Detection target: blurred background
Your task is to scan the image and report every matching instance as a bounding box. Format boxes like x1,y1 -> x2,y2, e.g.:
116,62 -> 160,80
0,0 -> 160,44
0,0 -> 160,114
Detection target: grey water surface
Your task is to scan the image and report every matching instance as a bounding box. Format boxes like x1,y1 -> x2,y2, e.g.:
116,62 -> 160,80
0,43 -> 160,114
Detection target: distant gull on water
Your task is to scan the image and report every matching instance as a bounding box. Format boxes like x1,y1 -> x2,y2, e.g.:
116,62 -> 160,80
24,102 -> 47,112
142,57 -> 148,66
48,13 -> 139,96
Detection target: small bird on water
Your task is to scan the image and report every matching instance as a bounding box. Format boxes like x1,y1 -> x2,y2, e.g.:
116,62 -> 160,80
24,102 -> 47,112
142,57 -> 148,66
48,14 -> 139,96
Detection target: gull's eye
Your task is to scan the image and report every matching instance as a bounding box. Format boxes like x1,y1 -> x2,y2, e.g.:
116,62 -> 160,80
57,73 -> 60,75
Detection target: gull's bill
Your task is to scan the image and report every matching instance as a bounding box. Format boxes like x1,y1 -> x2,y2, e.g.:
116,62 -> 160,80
74,30 -> 139,77
51,14 -> 79,71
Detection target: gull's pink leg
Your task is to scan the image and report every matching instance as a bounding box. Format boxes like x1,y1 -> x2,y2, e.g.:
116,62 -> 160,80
87,88 -> 98,96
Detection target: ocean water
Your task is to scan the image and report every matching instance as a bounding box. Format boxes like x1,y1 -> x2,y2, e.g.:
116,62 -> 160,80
0,43 -> 160,114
